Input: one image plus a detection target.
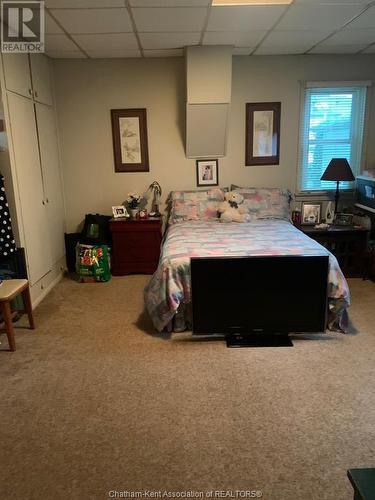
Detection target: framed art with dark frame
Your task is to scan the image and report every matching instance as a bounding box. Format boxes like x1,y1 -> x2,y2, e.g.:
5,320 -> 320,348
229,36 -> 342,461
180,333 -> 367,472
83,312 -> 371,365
111,108 -> 149,172
301,202 -> 321,225
245,102 -> 281,166
196,159 -> 219,187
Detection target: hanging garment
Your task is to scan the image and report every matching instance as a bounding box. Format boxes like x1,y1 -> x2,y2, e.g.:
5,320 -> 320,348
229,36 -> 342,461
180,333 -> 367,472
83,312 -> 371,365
0,174 -> 16,257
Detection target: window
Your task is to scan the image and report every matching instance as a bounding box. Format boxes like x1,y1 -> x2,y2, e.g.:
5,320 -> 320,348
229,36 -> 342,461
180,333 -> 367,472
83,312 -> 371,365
298,83 -> 368,192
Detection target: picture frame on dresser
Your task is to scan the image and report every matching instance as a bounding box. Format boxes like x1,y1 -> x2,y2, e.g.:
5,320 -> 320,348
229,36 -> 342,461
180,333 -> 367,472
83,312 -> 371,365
111,108 -> 149,173
301,202 -> 321,225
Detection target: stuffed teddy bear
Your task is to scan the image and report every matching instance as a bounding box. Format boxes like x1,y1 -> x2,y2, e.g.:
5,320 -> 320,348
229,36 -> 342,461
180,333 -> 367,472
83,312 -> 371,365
218,191 -> 251,223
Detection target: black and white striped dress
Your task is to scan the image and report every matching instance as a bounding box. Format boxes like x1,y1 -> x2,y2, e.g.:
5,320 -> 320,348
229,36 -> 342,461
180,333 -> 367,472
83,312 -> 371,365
0,175 -> 16,257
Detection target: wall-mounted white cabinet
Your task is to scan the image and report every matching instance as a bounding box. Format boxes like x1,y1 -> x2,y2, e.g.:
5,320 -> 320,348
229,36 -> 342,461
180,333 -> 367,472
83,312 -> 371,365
0,53 -> 65,301
2,53 -> 53,105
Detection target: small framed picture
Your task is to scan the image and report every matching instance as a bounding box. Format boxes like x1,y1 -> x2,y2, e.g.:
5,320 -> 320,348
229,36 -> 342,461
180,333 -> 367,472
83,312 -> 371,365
112,205 -> 129,219
196,159 -> 218,187
301,203 -> 321,225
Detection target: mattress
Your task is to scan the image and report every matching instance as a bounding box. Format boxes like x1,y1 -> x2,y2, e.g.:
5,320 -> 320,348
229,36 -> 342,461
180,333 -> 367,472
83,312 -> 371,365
144,219 -> 350,333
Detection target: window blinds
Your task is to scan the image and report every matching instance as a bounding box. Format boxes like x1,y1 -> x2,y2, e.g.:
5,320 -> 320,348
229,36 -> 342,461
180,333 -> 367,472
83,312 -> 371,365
298,85 -> 367,192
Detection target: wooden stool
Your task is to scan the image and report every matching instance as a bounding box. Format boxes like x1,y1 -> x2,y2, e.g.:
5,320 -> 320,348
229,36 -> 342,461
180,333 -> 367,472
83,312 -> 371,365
0,279 -> 34,351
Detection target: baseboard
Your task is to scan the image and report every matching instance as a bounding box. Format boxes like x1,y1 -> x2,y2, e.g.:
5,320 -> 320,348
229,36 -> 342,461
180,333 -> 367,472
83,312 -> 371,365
31,271 -> 64,309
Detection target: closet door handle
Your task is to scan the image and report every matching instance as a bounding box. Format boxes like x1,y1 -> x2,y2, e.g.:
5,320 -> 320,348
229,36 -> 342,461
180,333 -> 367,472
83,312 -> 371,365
34,90 -> 38,98
46,198 -> 49,203
28,88 -> 32,96
42,200 -> 45,205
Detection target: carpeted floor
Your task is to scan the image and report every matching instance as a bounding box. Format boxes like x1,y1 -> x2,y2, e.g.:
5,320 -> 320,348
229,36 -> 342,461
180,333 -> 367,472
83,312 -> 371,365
0,276 -> 374,500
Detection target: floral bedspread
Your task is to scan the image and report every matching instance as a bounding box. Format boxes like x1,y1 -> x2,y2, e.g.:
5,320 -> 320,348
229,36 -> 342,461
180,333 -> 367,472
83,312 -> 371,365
144,220 -> 350,333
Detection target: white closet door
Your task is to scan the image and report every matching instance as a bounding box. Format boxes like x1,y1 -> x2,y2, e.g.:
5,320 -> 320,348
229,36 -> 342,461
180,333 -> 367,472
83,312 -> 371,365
7,93 -> 52,285
2,53 -> 32,99
29,55 -> 53,106
35,103 -> 65,264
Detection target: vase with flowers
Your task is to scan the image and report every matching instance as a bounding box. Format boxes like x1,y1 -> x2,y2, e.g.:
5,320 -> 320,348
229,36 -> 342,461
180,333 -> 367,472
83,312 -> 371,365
126,193 -> 141,218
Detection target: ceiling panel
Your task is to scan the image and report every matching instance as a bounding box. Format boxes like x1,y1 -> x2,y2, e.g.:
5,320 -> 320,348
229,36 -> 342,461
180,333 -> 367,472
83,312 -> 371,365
310,44 -> 367,53
45,0 -> 125,7
50,8 -> 133,34
203,30 -> 266,46
232,47 -> 252,55
46,50 -> 87,58
72,33 -> 139,51
130,0 -> 209,5
343,5 -> 375,30
139,32 -> 200,49
45,12 -> 64,34
85,49 -> 141,58
318,28 -> 375,45
207,5 -> 287,31
133,7 -> 206,32
262,29 -> 330,47
276,4 -> 363,30
143,49 -> 184,57
255,45 -> 310,55
45,34 -> 78,51
363,44 -> 375,53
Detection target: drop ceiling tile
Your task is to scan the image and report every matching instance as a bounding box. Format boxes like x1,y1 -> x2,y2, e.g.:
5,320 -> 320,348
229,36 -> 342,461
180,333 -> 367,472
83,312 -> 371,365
203,30 -> 266,47
72,33 -> 139,52
46,0 -> 125,7
46,50 -> 87,58
45,12 -> 64,34
133,7 -> 206,32
363,44 -> 375,53
143,48 -> 184,57
254,45 -> 310,55
207,5 -> 287,31
232,47 -> 253,55
139,32 -> 200,49
343,5 -> 375,30
277,4 -> 363,30
50,8 -> 133,34
86,49 -> 141,58
262,30 -> 330,47
319,28 -> 375,45
131,0 -> 209,5
310,44 -> 367,53
45,34 -> 78,51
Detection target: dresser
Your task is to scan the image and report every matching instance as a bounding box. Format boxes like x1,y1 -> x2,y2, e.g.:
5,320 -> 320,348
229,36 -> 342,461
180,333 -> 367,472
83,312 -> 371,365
109,218 -> 162,275
300,225 -> 369,278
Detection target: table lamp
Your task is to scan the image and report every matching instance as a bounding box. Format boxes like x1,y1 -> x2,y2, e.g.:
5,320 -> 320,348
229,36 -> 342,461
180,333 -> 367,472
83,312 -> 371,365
321,158 -> 355,213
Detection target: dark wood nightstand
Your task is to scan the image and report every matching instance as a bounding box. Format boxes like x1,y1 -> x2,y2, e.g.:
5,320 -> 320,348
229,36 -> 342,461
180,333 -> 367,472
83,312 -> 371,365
300,225 -> 369,278
109,217 -> 162,275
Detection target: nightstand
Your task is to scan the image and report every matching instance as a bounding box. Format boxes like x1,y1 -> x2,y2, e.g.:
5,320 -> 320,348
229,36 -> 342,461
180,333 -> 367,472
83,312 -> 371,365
109,217 -> 162,275
300,225 -> 369,278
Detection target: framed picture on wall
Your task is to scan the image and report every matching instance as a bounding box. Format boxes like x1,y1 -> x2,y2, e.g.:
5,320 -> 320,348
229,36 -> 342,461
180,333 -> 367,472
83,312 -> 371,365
245,102 -> 281,166
301,202 -> 321,225
196,159 -> 219,187
110,108 -> 149,172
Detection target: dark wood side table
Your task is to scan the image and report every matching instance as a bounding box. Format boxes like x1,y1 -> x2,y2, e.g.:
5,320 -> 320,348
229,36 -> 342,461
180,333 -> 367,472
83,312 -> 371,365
109,217 -> 162,275
300,225 -> 369,278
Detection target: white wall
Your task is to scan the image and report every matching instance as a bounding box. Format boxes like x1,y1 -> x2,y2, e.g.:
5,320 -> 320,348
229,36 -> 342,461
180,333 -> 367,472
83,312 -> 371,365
53,54 -> 375,233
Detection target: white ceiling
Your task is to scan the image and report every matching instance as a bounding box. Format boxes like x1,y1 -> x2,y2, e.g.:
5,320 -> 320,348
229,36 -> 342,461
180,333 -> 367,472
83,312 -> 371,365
44,0 -> 375,59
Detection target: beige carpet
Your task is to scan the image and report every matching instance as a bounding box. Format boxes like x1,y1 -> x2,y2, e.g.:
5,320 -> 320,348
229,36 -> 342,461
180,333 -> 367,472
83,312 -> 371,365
0,276 -> 375,500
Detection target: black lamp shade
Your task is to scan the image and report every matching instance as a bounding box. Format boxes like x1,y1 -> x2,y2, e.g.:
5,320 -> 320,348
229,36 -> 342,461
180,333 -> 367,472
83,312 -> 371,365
321,158 -> 355,182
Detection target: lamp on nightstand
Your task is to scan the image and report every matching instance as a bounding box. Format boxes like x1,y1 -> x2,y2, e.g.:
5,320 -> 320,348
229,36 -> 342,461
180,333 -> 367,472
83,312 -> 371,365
321,158 -> 355,214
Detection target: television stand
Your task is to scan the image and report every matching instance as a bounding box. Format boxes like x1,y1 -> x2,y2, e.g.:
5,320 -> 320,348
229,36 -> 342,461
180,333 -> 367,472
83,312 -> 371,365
226,332 -> 293,348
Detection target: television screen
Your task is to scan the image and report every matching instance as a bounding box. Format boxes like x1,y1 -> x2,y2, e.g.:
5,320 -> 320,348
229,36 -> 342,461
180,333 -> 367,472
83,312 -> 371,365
191,255 -> 329,338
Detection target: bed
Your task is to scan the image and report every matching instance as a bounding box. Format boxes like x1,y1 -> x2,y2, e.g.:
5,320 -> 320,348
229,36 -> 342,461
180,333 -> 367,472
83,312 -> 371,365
144,188 -> 350,334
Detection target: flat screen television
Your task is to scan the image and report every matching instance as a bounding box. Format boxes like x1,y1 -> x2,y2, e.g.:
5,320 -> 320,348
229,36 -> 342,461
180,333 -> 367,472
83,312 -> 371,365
191,255 -> 329,347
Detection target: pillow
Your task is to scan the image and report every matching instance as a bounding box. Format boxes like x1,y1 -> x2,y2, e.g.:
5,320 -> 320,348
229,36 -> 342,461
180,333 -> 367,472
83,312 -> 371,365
232,187 -> 292,221
168,188 -> 225,224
